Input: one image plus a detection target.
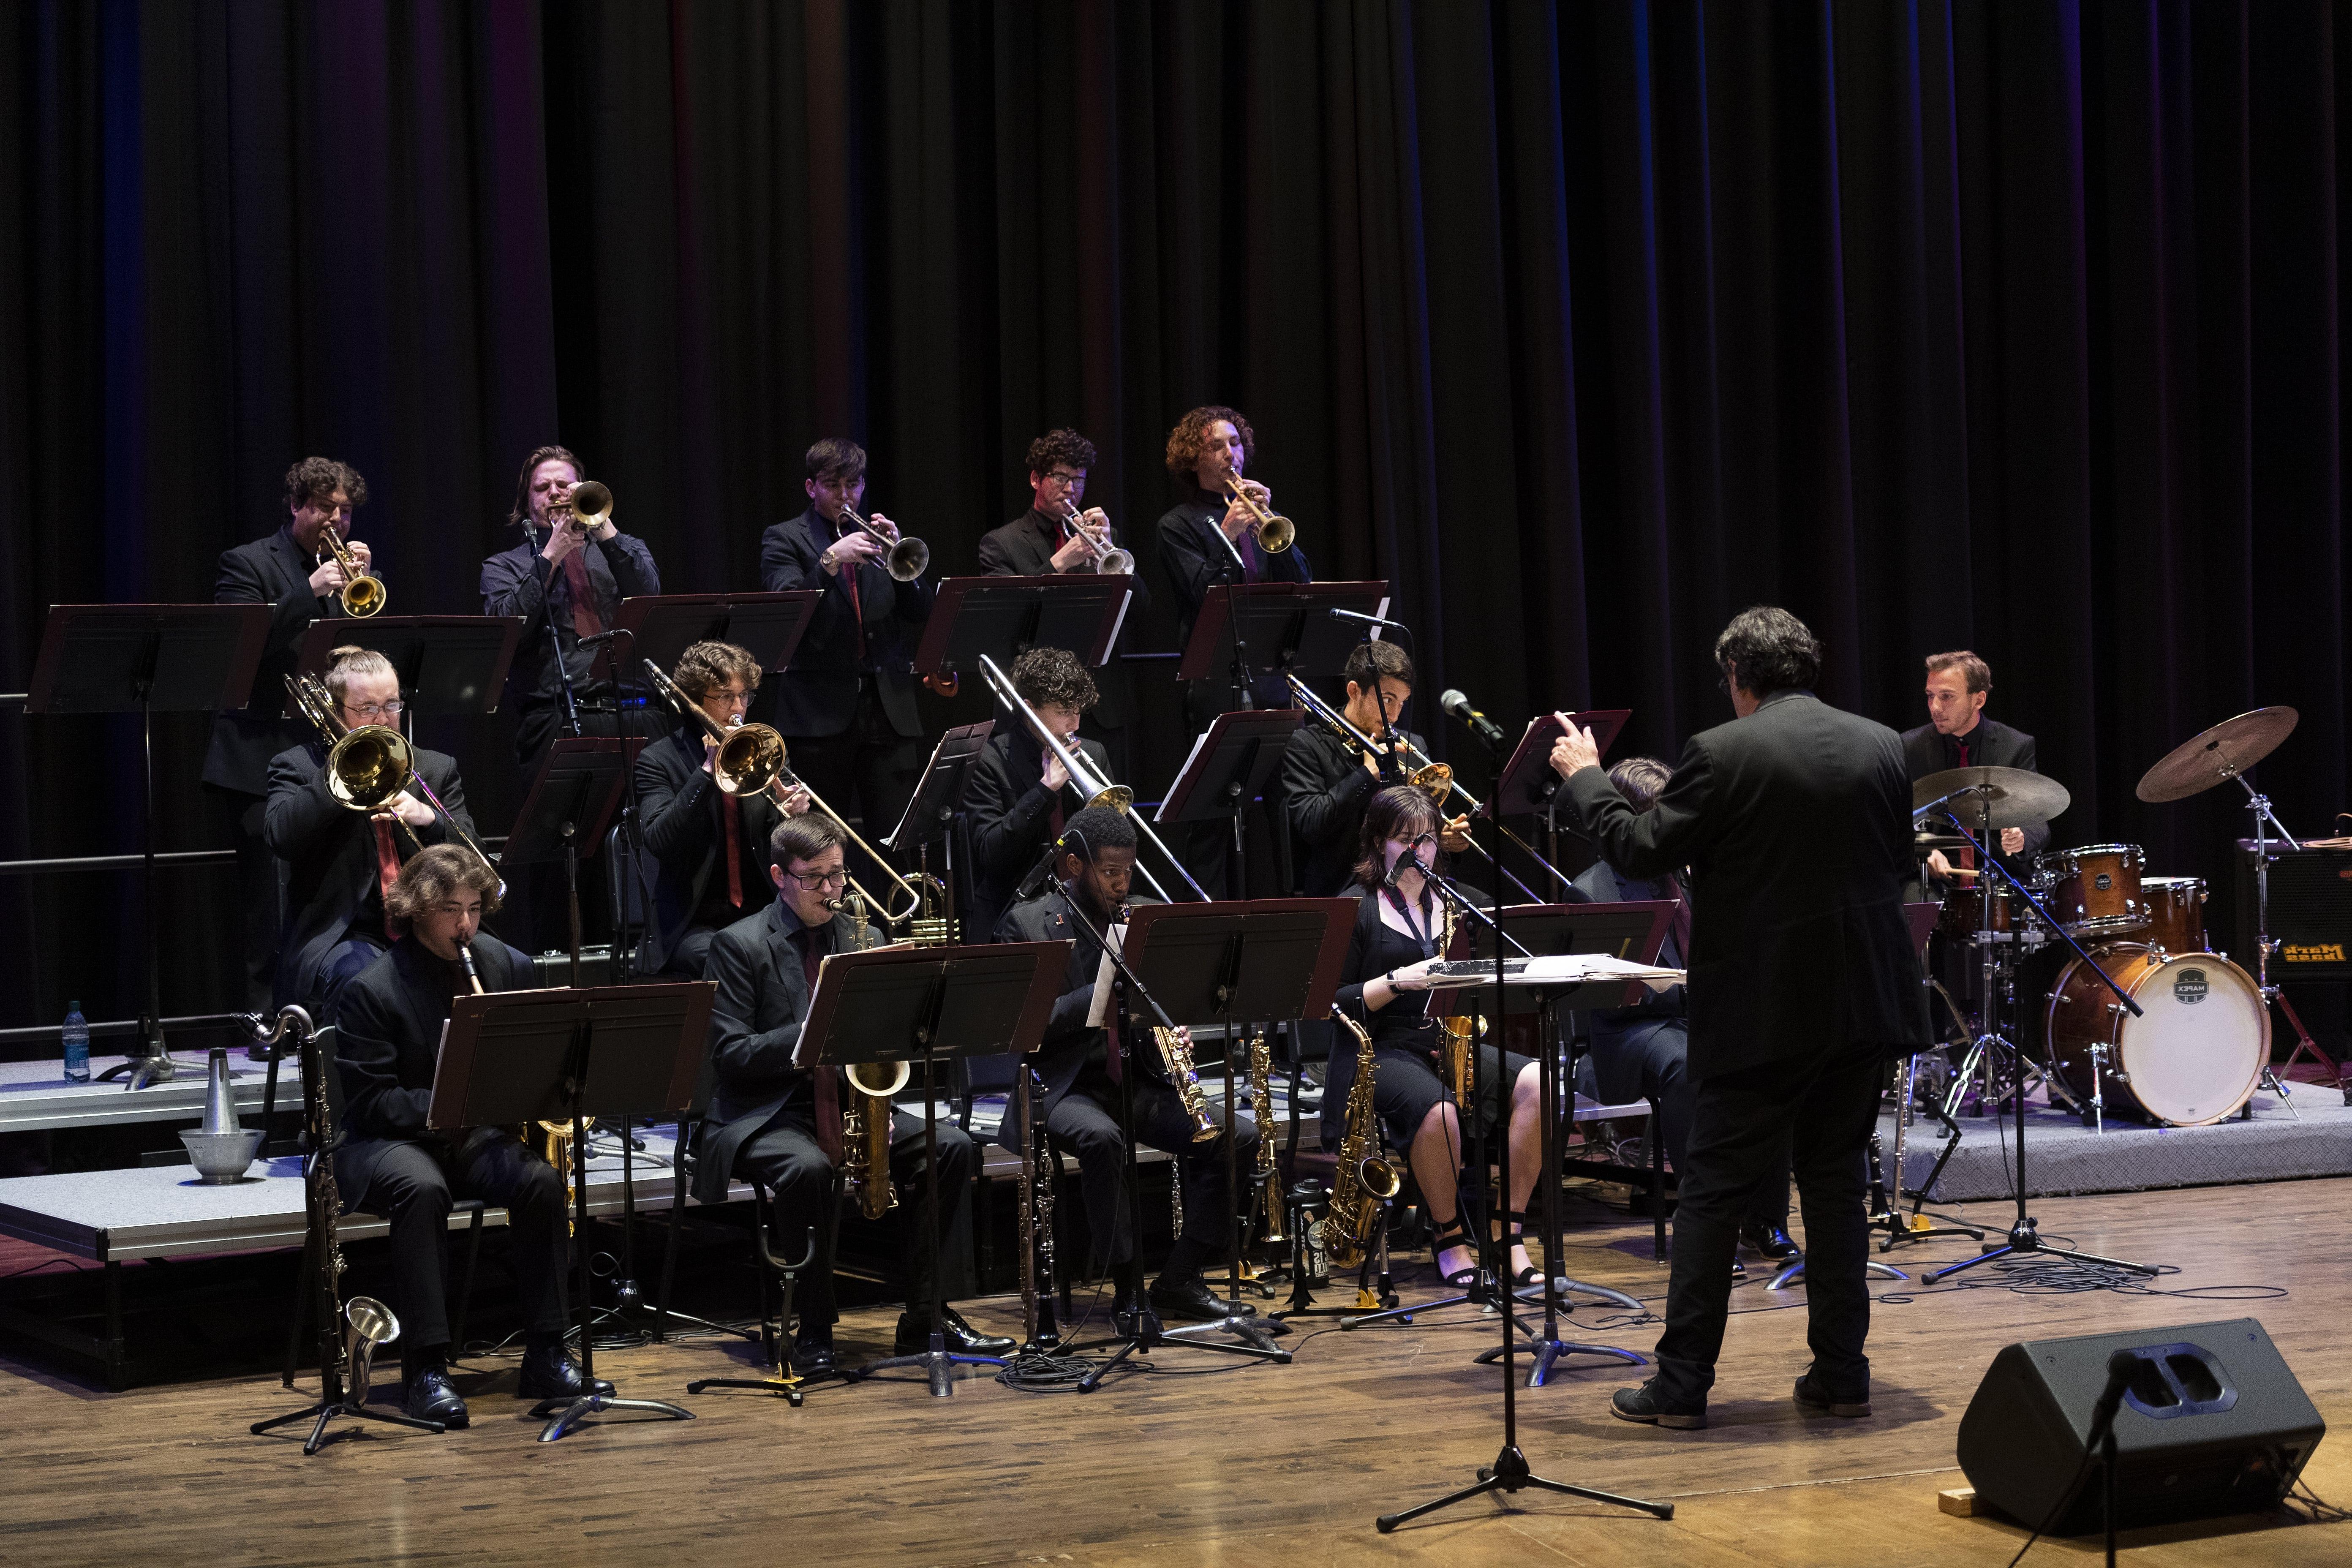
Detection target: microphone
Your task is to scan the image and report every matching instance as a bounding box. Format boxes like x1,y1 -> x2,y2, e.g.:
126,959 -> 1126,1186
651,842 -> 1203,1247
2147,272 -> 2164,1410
1330,607 -> 1410,631
1016,832 -> 1070,902
575,629 -> 627,648
1384,851 -> 1430,889
1441,688 -> 1508,749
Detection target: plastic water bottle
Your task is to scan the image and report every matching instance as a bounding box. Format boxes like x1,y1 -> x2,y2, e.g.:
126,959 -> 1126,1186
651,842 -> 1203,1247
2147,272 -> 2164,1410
62,1000 -> 90,1083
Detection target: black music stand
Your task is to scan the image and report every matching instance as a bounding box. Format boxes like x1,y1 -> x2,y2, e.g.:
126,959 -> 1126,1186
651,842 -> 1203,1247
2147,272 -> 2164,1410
26,604 -> 270,1082
429,980 -> 712,1440
295,616 -> 521,715
795,942 -> 1067,1397
1176,581 -> 1390,711
589,591 -> 819,683
1494,708 -> 1631,819
911,574 -> 1134,677
1156,710 -> 1303,901
503,738 -> 631,976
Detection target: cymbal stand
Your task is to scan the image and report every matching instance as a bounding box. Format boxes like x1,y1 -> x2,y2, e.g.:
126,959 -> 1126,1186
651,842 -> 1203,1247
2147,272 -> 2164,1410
1925,809 -> 2156,1284
2238,778 -> 2336,1105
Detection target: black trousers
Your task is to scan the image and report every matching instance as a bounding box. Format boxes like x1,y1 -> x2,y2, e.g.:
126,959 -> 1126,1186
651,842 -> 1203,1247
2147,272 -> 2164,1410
783,681 -> 925,885
1048,1062 -> 1259,1272
1652,1042 -> 1887,1407
341,1132 -> 571,1355
735,1108 -> 977,1331
208,787 -> 280,1014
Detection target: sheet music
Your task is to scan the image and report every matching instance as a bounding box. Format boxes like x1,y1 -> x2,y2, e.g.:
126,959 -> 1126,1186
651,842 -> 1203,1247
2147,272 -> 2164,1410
1424,953 -> 1682,992
1084,919 -> 1130,1028
1153,731 -> 1218,824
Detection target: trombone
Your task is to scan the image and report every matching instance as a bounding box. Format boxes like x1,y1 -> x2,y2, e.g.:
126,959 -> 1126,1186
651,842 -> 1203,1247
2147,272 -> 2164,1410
640,659 -> 928,926
976,653 -> 1207,903
284,674 -> 503,889
1059,502 -> 1134,576
317,525 -> 385,618
1220,466 -> 1296,556
838,505 -> 930,583
1280,672 -> 1554,904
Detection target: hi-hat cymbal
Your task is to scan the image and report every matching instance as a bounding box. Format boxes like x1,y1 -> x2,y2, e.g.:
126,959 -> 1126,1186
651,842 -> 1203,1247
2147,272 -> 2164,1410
1913,832 -> 1972,852
2135,707 -> 2300,803
1911,765 -> 2072,831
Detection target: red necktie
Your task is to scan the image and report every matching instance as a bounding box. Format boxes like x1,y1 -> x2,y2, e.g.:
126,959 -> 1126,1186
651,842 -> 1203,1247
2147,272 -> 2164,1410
721,792 -> 743,907
1239,525 -> 1264,583
801,930 -> 845,1161
838,537 -> 867,662
560,550 -> 604,637
373,821 -> 404,904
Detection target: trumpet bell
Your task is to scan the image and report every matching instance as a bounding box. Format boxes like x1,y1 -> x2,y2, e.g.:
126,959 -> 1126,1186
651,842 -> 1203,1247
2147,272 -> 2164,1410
1255,514 -> 1296,554
566,480 -> 612,528
1096,546 -> 1135,576
887,536 -> 930,582
340,575 -> 385,618
326,724 -> 413,812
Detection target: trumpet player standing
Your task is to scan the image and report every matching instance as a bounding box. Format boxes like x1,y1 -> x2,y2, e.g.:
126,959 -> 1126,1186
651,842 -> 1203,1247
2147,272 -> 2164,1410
694,815 -> 1013,1376
994,806 -> 1263,1337
633,641 -> 811,979
205,457 -> 371,1011
759,438 -> 935,883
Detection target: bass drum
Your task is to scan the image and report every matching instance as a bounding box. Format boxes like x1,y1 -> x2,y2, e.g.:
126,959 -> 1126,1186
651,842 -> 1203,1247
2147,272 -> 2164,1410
2046,946 -> 2269,1127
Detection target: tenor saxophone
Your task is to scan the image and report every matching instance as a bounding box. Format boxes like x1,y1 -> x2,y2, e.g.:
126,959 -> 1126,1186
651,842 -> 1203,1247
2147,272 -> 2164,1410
1246,1030 -> 1286,1245
836,893 -> 909,1220
1326,1004 -> 1401,1269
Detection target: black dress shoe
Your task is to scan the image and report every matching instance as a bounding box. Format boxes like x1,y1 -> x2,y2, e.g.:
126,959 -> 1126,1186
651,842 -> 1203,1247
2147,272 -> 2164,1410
1148,1274 -> 1255,1323
1111,1290 -> 1163,1339
788,1332 -> 838,1376
894,1307 -> 1017,1358
1743,1223 -> 1801,1260
404,1367 -> 469,1429
1793,1367 -> 1872,1417
1609,1377 -> 1706,1430
517,1342 -> 613,1401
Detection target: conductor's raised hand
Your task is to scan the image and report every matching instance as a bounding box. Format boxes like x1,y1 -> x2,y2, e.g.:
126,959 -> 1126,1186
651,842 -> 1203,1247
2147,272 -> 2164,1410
1549,713 -> 1602,780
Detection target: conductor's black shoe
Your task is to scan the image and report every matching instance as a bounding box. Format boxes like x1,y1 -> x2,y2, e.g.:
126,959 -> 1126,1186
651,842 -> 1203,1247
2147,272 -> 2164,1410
1610,1378 -> 1706,1430
1149,1274 -> 1256,1322
1793,1368 -> 1872,1417
403,1368 -> 469,1429
895,1307 -> 1016,1358
787,1331 -> 838,1376
517,1343 -> 612,1401
1743,1223 -> 1801,1260
1111,1290 -> 1163,1339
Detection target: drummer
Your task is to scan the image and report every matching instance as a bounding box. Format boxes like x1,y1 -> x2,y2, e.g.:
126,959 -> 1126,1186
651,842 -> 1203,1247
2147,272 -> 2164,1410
1901,651 -> 2050,878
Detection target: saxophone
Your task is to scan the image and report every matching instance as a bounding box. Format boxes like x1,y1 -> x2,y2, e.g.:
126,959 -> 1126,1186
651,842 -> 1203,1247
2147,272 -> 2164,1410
1246,1031 -> 1286,1245
463,943 -> 589,1234
1325,1004 -> 1400,1269
1153,1024 -> 1220,1143
837,893 -> 910,1220
1430,896 -> 1479,1105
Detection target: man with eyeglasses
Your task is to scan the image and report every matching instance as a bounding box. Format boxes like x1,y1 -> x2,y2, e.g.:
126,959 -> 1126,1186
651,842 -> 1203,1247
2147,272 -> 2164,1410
634,641 -> 811,978
265,645 -> 476,1021
694,814 -> 1015,1373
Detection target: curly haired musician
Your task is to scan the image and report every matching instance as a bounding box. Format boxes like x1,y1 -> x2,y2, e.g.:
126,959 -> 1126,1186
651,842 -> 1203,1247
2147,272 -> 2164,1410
961,645 -> 1113,946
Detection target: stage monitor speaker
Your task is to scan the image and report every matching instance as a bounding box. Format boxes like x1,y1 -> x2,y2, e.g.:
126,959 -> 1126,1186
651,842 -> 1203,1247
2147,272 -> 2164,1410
1957,1317 -> 2324,1536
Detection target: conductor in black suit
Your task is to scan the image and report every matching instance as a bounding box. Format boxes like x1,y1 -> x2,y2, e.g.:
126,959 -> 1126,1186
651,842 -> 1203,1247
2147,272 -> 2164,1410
977,429 -> 1149,779
994,805 -> 1262,1337
265,646 -> 477,1019
203,457 -> 368,1010
332,845 -> 603,1429
633,640 -> 811,978
758,438 -> 936,883
961,645 -> 1112,946
1551,606 -> 1927,1430
1901,650 -> 2048,875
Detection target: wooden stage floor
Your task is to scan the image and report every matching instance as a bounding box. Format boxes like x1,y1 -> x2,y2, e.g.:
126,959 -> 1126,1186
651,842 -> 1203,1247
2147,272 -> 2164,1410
1,1176 -> 2347,1566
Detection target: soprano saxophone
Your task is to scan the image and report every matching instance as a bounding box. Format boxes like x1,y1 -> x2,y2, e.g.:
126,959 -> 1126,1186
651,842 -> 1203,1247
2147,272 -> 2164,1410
1325,1004 -> 1400,1269
1246,1031 -> 1286,1245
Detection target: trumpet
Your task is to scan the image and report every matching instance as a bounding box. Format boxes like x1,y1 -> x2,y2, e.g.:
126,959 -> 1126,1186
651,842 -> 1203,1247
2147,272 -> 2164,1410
641,659 -> 927,926
317,524 -> 385,618
975,652 -> 1206,902
284,674 -> 503,889
1059,502 -> 1133,576
1220,469 -> 1295,556
838,505 -> 930,583
550,478 -> 612,540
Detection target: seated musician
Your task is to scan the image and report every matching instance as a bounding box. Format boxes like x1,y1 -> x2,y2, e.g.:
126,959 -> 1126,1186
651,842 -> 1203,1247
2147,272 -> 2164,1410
634,640 -> 810,979
266,645 -> 477,1020
1572,757 -> 1795,1261
1904,650 -> 2045,879
995,806 -> 1262,1337
1328,785 -> 1545,1288
332,844 -> 599,1429
691,815 -> 1014,1375
962,646 -> 1113,945
1281,639 -> 1467,897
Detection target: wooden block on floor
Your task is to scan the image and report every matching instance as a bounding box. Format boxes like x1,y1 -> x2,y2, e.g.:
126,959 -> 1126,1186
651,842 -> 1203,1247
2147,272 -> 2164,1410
1937,1486 -> 1978,1517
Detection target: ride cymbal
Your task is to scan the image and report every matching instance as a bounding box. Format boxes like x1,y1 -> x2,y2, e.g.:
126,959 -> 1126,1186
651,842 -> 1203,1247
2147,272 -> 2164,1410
2135,707 -> 2299,803
1911,765 -> 2072,832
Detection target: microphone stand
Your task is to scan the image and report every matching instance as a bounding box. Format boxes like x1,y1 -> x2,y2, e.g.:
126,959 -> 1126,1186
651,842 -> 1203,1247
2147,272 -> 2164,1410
525,521 -> 587,743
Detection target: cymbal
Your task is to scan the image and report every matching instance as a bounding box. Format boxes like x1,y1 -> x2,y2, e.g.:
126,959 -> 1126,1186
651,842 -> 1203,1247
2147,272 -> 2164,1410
1911,765 -> 2072,831
1913,833 -> 1972,852
2135,707 -> 2300,803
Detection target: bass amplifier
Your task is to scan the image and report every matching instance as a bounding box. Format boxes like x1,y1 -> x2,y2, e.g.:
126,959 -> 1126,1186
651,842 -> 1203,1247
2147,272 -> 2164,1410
1957,1317 -> 2324,1535
2235,844 -> 2352,981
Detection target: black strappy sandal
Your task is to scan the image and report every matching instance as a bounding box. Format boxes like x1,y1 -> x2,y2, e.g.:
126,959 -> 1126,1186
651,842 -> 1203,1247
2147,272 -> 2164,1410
1431,1218 -> 1479,1288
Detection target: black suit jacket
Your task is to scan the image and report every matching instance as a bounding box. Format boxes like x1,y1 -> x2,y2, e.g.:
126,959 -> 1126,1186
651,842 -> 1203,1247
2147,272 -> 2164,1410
479,528 -> 662,739
693,899 -> 877,1204
961,726 -> 1113,945
1900,717 -> 2052,863
202,527 -> 348,795
264,741 -> 473,1013
759,507 -> 935,738
978,508 -> 1148,729
633,724 -> 783,973
332,934 -> 534,1202
993,887 -> 1146,1118
1280,723 -> 1429,896
1564,689 -> 1927,1080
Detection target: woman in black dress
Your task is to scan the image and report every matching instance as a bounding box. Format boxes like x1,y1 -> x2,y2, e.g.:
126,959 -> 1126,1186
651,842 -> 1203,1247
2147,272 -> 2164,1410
1329,785 -> 1545,1287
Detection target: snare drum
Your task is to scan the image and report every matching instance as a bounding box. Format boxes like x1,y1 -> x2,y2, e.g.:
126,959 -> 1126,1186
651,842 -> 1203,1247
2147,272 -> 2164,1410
1936,880 -> 2013,942
2140,876 -> 2208,955
2039,843 -> 2149,936
2045,945 -> 2268,1125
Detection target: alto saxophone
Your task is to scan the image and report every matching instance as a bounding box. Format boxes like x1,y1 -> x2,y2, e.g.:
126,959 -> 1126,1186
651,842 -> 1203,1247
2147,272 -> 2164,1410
1246,1031 -> 1285,1245
1325,1004 -> 1400,1269
1430,897 -> 1480,1106
836,893 -> 910,1221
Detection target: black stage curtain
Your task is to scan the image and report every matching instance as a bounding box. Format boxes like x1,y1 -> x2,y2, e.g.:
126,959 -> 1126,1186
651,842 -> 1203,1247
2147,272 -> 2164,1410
2,1 -> 2345,1040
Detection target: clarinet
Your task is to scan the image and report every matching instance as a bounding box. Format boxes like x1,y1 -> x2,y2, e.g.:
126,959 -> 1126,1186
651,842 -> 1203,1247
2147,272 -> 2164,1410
1016,1064 -> 1059,1350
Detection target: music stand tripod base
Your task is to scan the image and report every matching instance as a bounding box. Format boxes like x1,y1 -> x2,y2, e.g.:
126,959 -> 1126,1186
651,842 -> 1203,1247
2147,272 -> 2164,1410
1767,1259 -> 1908,1292
251,1395 -> 446,1456
1377,1445 -> 1674,1534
